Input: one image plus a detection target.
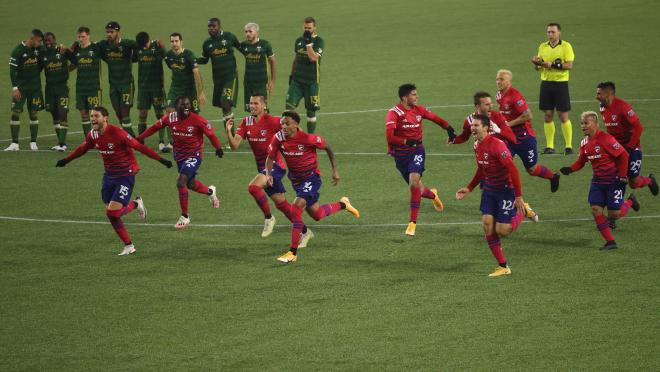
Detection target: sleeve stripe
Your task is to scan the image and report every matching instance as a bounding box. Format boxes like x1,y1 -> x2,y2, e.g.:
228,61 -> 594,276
9,63 -> 18,67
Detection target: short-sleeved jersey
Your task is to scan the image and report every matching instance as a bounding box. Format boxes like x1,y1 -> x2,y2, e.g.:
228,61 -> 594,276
199,31 -> 240,81
134,40 -> 164,91
42,46 -> 70,87
600,97 -> 642,149
165,49 -> 198,92
98,39 -> 136,86
236,113 -> 286,172
537,39 -> 574,82
268,130 -> 326,184
496,87 -> 535,140
473,135 -> 517,192
239,39 -> 274,85
155,112 -> 216,162
9,42 -> 42,90
71,42 -> 102,94
455,111 -> 515,145
66,125 -> 143,177
384,104 -> 439,157
291,35 -> 324,85
575,131 -> 627,183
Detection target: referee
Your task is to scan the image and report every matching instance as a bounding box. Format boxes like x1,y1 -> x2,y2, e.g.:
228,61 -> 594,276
531,23 -> 575,155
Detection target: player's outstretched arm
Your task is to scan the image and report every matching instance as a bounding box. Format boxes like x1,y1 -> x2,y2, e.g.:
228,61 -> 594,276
457,167 -> 483,199
137,120 -> 163,142
128,137 -> 171,167
57,140 -> 93,166
561,151 -> 588,175
324,142 -> 340,186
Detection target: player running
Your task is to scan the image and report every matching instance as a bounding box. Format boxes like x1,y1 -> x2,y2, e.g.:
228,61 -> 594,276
138,96 -> 223,229
55,106 -> 172,255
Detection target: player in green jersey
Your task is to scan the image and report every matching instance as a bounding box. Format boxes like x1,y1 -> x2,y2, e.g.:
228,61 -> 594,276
70,26 -> 102,138
98,21 -> 137,136
165,33 -> 206,114
5,29 -> 44,151
239,23 -> 276,112
286,17 -> 324,133
42,32 -> 71,151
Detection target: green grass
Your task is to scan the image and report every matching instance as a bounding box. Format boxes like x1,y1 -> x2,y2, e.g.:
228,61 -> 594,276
1,0 -> 660,370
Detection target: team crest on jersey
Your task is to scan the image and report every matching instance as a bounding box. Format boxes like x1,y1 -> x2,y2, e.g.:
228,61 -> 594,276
108,143 -> 114,149
483,153 -> 489,160
516,99 -> 524,106
613,143 -> 620,150
501,151 -> 508,159
627,110 -> 635,117
504,104 -> 510,110
611,115 -> 617,121
221,40 -> 227,46
315,137 -> 321,143
594,145 -> 601,153
416,115 -> 422,122
188,126 -> 194,133
261,129 -> 267,136
256,46 -> 262,52
298,144 -> 304,151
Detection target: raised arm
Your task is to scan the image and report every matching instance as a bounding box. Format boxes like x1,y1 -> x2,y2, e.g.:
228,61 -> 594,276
224,117 -> 242,150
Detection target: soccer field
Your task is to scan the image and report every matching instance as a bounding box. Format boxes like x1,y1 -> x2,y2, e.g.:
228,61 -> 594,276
1,0 -> 659,370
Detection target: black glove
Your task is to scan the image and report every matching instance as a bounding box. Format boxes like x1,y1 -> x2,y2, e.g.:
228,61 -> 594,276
159,158 -> 173,168
446,126 -> 456,142
560,167 -> 572,175
551,58 -> 563,70
288,75 -> 292,85
303,30 -> 312,44
55,159 -> 68,167
405,139 -> 421,147
216,148 -> 224,158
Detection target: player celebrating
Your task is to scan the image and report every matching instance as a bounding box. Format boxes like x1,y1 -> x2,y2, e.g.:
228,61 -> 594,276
560,111 -> 640,250
385,84 -> 456,236
239,23 -> 276,111
455,114 -> 529,277
451,91 -> 517,145
496,70 -> 561,192
165,33 -> 206,115
596,81 -> 658,196
138,96 -> 222,229
69,26 -> 102,138
42,32 -> 71,151
55,106 -> 172,255
266,111 -> 359,263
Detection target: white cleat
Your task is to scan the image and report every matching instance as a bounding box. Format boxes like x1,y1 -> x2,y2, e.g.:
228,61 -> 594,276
135,197 -> 147,219
158,142 -> 166,152
208,185 -> 220,209
4,143 -> 19,151
118,244 -> 136,256
298,228 -> 314,248
261,216 -> 276,238
30,142 -> 38,151
51,145 -> 63,151
59,144 -> 67,152
175,215 -> 190,229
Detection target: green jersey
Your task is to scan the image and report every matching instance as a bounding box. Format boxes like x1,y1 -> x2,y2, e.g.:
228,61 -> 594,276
9,42 -> 43,91
292,35 -> 324,85
199,31 -> 240,81
42,46 -> 70,87
165,49 -> 198,92
71,42 -> 102,94
134,40 -> 164,91
239,39 -> 273,85
98,38 -> 136,86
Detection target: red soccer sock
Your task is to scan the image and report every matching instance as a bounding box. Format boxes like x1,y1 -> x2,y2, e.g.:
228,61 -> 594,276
619,199 -> 633,217
309,202 -> 342,221
530,165 -> 554,180
290,204 -> 304,249
178,186 -> 189,216
190,179 -> 210,195
594,214 -> 615,242
421,187 -> 436,199
409,186 -> 421,222
120,201 -> 137,216
511,212 -> 524,232
631,176 -> 651,189
275,199 -> 293,222
107,209 -> 131,245
248,185 -> 271,217
486,233 -> 507,265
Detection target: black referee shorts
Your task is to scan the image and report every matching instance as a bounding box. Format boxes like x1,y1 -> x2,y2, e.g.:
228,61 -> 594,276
539,81 -> 571,112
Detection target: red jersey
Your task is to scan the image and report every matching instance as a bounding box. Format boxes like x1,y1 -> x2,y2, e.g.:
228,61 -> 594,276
236,113 -> 286,172
599,97 -> 643,149
268,130 -> 326,184
385,103 -> 449,157
570,130 -> 628,183
454,111 -> 517,145
139,112 -> 221,162
496,87 -> 536,140
65,125 -> 162,177
467,135 -> 522,196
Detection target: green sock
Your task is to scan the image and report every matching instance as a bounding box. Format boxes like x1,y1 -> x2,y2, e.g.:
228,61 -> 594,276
158,128 -> 165,143
138,123 -> 147,134
29,121 -> 39,142
306,121 -> 316,133
82,121 -> 91,137
166,127 -> 173,143
59,123 -> 68,145
121,118 -> 136,137
10,120 -> 20,142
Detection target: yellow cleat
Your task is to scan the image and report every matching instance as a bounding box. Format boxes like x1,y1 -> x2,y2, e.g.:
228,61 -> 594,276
488,266 -> 512,277
524,202 -> 538,222
340,196 -> 360,218
277,251 -> 297,263
405,222 -> 416,236
430,188 -> 444,212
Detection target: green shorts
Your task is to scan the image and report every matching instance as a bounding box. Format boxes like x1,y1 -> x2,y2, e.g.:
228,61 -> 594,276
11,87 -> 44,113
75,90 -> 102,110
212,76 -> 239,108
286,80 -> 320,116
45,85 -> 70,113
167,88 -> 200,113
243,82 -> 268,112
109,82 -> 134,109
137,87 -> 166,111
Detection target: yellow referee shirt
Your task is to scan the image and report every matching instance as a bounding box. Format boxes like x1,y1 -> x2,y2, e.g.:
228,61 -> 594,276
537,40 -> 575,82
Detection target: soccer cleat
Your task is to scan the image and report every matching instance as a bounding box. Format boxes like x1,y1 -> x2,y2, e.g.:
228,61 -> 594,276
488,266 -> 512,277
405,222 -> 416,236
30,142 -> 38,151
564,147 -> 573,155
542,147 -> 555,155
298,228 -> 314,248
175,215 -> 190,229
648,174 -> 658,196
208,185 -> 220,209
430,188 -> 444,212
261,216 -> 276,238
524,202 -> 538,222
608,218 -> 617,230
58,144 -> 67,152
550,173 -> 560,193
51,145 -> 63,151
600,240 -> 618,251
4,143 -> 19,151
118,244 -> 136,256
340,196 -> 360,218
158,142 -> 166,152
628,193 -> 640,212
165,143 -> 173,152
277,251 -> 297,263
135,197 -> 147,219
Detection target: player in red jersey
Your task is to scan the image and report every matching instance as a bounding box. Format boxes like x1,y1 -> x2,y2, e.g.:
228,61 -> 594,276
55,106 -> 173,255
451,91 -> 517,145
496,70 -> 560,192
266,111 -> 360,263
385,84 -> 456,236
138,96 -> 223,229
455,114 -> 528,277
596,81 -> 658,196
559,111 -> 640,250
226,95 -> 311,243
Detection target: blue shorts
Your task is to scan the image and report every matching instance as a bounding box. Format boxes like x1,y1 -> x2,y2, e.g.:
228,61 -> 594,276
394,147 -> 426,183
480,188 -> 516,224
260,163 -> 287,196
101,175 -> 135,206
508,136 -> 538,169
588,181 -> 626,210
627,148 -> 642,179
292,173 -> 322,205
176,156 -> 202,179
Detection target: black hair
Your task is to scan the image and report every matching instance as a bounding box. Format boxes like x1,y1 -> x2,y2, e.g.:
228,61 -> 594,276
136,32 -> 149,48
170,32 -> 182,40
31,29 -> 44,40
78,26 -> 90,34
281,110 -> 301,124
473,91 -> 491,106
473,113 -> 491,128
92,106 -> 109,117
597,81 -> 616,93
208,18 -> 220,25
547,22 -> 561,31
398,83 -> 416,100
